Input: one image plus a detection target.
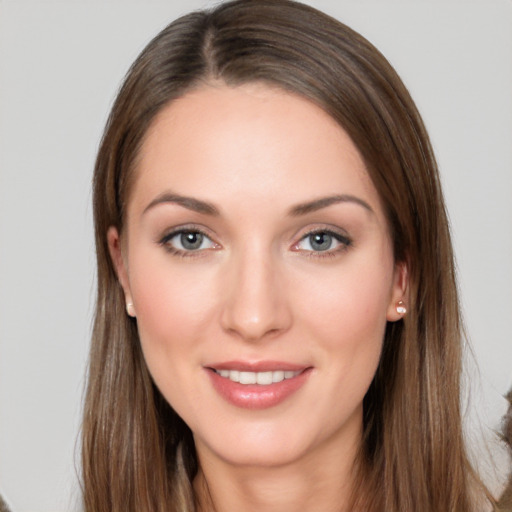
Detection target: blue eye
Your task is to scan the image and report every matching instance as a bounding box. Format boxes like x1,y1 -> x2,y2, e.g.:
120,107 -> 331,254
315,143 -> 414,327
161,230 -> 216,253
296,230 -> 351,253
178,232 -> 206,250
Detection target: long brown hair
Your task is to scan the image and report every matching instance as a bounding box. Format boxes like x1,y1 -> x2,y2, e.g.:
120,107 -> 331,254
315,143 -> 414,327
83,1 -> 495,510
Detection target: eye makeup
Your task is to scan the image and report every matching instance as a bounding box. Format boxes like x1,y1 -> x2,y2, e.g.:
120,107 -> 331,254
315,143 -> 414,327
156,221 -> 353,261
157,225 -> 220,258
291,227 -> 353,259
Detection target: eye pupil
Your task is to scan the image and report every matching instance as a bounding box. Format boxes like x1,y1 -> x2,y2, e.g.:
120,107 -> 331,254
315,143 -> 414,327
180,232 -> 203,250
309,232 -> 332,251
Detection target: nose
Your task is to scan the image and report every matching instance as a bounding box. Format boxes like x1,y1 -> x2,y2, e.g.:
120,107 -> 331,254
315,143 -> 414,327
220,249 -> 292,342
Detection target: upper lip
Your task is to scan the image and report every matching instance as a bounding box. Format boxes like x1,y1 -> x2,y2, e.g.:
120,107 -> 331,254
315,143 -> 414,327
206,360 -> 310,372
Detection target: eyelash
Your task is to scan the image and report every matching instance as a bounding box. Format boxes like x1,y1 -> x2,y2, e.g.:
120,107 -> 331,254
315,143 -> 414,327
292,228 -> 352,259
158,226 -> 218,258
158,226 -> 352,259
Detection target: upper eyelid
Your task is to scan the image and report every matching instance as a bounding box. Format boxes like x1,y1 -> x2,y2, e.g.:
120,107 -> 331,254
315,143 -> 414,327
158,224 -> 216,242
295,224 -> 351,241
156,223 -> 351,248
158,227 -> 220,257
291,225 -> 352,254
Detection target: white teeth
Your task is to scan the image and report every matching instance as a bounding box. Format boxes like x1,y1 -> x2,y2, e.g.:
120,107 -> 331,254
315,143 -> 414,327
256,371 -> 273,385
272,370 -> 285,383
215,369 -> 301,385
239,371 -> 256,384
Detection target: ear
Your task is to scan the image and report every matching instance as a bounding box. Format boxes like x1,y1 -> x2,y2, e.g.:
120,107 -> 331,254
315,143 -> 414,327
386,261 -> 408,322
107,226 -> 136,317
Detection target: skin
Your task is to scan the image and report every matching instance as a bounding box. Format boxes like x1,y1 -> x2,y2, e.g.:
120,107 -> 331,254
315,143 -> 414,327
109,83 -> 407,512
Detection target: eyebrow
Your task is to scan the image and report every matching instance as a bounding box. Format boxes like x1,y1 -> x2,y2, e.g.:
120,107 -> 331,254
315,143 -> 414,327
142,191 -> 373,217
143,192 -> 220,216
288,194 -> 373,216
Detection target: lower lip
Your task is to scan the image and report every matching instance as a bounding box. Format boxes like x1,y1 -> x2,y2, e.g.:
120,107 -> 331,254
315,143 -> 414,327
206,368 -> 312,410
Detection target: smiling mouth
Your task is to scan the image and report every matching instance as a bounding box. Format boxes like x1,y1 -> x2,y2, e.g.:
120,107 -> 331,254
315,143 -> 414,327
207,364 -> 312,409
213,369 -> 302,385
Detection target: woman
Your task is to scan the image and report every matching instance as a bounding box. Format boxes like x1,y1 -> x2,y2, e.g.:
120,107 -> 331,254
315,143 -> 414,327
82,0 -> 497,510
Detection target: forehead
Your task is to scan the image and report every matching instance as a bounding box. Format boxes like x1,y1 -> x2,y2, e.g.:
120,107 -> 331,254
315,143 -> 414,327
129,83 -> 382,219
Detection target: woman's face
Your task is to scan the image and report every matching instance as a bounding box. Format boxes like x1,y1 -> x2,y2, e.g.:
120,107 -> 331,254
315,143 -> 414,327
109,83 -> 406,469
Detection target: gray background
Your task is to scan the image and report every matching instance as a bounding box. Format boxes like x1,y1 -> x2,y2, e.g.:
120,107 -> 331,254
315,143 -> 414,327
0,1 -> 511,510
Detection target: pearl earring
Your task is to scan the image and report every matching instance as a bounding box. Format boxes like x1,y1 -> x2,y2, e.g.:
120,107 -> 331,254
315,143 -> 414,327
396,300 -> 407,315
126,302 -> 136,317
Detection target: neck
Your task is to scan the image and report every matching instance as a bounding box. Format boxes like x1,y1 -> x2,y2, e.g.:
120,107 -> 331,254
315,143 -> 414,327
193,425 -> 362,512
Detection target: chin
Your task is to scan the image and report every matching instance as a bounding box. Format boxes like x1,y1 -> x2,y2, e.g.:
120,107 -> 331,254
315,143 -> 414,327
203,437 -> 310,469
192,415 -> 343,470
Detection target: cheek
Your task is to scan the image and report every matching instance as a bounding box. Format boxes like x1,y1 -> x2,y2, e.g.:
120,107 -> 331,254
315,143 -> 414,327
301,258 -> 392,338
127,253 -> 222,413
128,250 -> 218,363
295,252 -> 393,382
294,263 -> 391,431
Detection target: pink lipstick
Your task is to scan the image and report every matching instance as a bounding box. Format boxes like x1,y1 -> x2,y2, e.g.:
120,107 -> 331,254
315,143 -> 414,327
205,361 -> 312,409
